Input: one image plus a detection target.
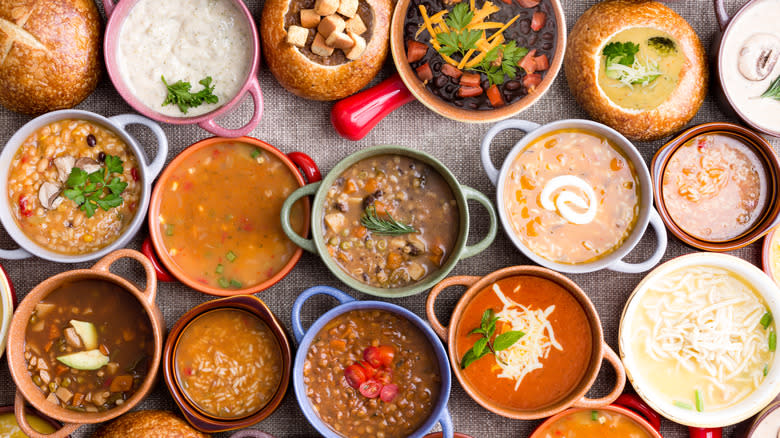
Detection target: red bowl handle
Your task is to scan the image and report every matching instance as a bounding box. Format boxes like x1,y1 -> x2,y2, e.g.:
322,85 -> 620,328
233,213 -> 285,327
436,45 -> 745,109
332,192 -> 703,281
614,394 -> 662,432
141,237 -> 175,283
689,427 -> 722,438
330,73 -> 416,141
287,151 -> 322,183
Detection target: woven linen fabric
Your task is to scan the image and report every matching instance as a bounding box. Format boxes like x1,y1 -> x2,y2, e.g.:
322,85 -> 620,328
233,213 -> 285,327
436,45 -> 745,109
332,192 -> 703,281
0,0 -> 776,436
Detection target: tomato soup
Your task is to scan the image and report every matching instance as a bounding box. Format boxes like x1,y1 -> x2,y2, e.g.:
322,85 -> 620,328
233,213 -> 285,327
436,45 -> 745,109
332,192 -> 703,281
455,276 -> 592,410
540,409 -> 654,438
157,142 -> 306,290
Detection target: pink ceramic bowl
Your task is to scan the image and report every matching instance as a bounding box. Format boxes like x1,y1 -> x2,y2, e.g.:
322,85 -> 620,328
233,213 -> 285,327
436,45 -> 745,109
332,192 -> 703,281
102,0 -> 263,137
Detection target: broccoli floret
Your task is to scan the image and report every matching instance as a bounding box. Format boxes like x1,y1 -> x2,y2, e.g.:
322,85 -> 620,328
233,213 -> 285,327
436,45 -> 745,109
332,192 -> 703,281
648,37 -> 677,55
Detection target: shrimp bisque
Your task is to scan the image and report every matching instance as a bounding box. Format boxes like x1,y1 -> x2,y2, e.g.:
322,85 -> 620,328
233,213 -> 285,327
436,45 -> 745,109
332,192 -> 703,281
117,0 -> 253,118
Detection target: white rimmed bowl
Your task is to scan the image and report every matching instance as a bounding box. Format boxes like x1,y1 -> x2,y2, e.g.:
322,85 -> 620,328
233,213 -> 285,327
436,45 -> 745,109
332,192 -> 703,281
0,263 -> 15,358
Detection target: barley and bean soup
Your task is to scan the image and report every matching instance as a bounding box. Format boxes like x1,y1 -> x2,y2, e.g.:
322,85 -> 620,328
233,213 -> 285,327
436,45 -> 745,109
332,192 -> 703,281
174,308 -> 283,419
304,309 -> 441,437
7,120 -> 141,255
25,280 -> 153,412
323,155 -> 459,288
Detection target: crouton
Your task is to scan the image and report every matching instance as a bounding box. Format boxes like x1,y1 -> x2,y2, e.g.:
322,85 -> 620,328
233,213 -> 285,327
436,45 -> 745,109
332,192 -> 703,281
300,9 -> 321,28
286,25 -> 309,47
311,33 -> 335,57
345,15 -> 367,35
345,31 -> 366,60
318,14 -> 346,38
326,31 -> 354,50
337,0 -> 359,18
313,0 -> 339,15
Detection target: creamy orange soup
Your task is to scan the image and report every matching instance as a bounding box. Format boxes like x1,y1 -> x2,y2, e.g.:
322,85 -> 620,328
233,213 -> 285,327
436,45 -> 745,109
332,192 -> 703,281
157,143 -> 306,290
503,129 -> 640,264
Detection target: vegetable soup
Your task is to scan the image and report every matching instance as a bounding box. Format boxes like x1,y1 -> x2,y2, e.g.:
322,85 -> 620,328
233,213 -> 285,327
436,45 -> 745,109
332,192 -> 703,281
456,276 -> 592,410
157,142 -> 306,290
0,412 -> 57,436
322,155 -> 459,288
541,409 -> 654,438
503,129 -> 640,264
175,309 -> 282,418
24,280 -> 154,412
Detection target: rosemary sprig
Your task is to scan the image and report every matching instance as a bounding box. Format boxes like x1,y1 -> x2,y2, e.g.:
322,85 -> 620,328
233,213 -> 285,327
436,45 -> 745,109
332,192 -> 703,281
360,205 -> 417,235
761,74 -> 780,101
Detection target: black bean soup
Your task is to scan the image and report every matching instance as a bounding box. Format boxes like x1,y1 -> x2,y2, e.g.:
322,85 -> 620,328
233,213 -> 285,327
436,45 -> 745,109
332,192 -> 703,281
404,0 -> 557,110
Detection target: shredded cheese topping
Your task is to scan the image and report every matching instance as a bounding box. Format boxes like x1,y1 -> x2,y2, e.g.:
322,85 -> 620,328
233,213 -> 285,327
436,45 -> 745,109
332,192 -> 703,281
492,283 -> 562,390
606,53 -> 662,89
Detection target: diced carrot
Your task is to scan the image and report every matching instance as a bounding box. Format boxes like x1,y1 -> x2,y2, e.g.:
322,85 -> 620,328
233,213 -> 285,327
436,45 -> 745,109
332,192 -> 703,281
460,73 -> 481,88
353,226 -> 367,238
364,178 -> 379,193
416,62 -> 433,82
44,340 -> 53,353
406,40 -> 428,63
441,64 -> 462,79
534,54 -> 549,71
109,375 -> 134,392
519,49 -> 537,74
486,84 -> 505,108
501,0 -> 511,4
531,11 -> 546,31
99,344 -> 110,356
344,179 -> 358,194
458,86 -> 483,97
330,339 -> 347,351
373,201 -> 387,215
71,392 -> 84,407
55,365 -> 68,376
429,244 -> 445,266
48,324 -> 60,340
523,73 -> 542,90
386,252 -> 403,270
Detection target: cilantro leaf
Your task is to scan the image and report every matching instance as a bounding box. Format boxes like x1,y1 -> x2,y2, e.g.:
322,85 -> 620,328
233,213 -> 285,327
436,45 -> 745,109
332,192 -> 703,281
161,75 -> 219,114
63,188 -> 85,206
66,168 -> 88,188
62,155 -> 128,218
96,194 -> 123,211
106,177 -> 128,196
469,42 -> 530,87
445,2 -> 473,30
81,199 -> 96,217
436,32 -> 460,56
87,170 -> 104,184
459,29 -> 482,52
105,155 -> 123,175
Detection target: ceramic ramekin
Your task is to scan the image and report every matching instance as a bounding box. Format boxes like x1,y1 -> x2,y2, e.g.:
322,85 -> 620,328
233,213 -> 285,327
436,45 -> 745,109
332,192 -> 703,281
6,250 -> 164,438
0,405 -> 67,436
163,295 -> 292,433
762,227 -> 779,285
102,0 -> 263,137
480,118 -> 667,274
144,136 -> 320,296
427,265 -> 626,419
0,110 -> 168,263
280,145 -> 497,298
651,122 -> 780,252
291,286 -> 453,438
0,263 -> 15,358
619,253 -> 780,429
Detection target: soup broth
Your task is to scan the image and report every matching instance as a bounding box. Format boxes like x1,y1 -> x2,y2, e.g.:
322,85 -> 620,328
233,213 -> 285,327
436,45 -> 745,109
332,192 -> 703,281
542,409 -> 654,438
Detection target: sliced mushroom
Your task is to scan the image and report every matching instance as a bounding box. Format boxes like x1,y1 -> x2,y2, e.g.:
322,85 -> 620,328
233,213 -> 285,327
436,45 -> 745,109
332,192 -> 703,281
53,156 -> 75,182
74,157 -> 102,174
38,182 -> 63,210
738,33 -> 780,81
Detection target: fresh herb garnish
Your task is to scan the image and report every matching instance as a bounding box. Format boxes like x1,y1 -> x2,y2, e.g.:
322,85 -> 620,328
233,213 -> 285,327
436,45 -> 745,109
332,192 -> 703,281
760,74 -> 780,101
62,156 -> 128,218
445,2 -> 473,30
435,3 -> 481,57
471,41 -> 529,86
603,41 -> 640,68
674,400 -> 693,410
647,36 -> 677,55
161,76 -> 219,114
460,309 -> 525,369
591,410 -> 599,421
695,389 -> 703,412
770,331 -> 777,352
761,312 -> 773,329
603,41 -> 661,85
764,364 -> 769,376
360,205 -> 417,235
226,250 -> 237,262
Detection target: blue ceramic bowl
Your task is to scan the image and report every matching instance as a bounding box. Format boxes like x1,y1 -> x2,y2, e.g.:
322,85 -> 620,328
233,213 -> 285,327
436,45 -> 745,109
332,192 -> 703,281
292,286 -> 453,438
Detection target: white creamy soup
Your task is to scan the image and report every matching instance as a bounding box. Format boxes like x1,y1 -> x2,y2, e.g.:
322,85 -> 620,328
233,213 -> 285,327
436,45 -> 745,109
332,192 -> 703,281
117,0 -> 253,118
721,0 -> 780,133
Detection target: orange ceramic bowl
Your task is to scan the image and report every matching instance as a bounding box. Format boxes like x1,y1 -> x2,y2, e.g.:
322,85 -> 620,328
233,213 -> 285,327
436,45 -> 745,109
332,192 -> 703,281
146,136 -> 320,296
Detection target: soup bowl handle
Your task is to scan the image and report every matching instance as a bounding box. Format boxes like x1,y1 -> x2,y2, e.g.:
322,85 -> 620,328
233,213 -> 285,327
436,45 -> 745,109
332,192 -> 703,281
14,390 -> 81,438
426,276 -> 480,340
689,427 -> 722,438
607,209 -> 667,274
480,119 -> 541,186
437,408 -> 454,438
108,114 -> 169,180
614,393 -> 661,431
291,285 -> 356,343
141,237 -> 175,282
713,0 -> 730,31
198,78 -> 264,138
572,342 -> 626,408
0,246 -> 33,260
102,0 -> 115,17
281,182 -> 321,254
460,187 -> 498,259
92,249 -> 158,304
287,152 -> 322,183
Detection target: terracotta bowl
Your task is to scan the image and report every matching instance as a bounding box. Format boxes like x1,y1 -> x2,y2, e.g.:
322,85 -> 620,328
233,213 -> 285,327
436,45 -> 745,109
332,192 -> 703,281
651,122 -> 780,251
0,405 -> 67,436
426,265 -> 626,420
163,295 -> 292,433
144,136 -> 320,296
0,263 -> 16,358
763,228 -> 779,285
5,249 -> 164,438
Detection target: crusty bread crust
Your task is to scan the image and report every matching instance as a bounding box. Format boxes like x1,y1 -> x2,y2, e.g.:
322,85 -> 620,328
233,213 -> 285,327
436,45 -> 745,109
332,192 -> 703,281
565,0 -> 707,141
0,0 -> 101,115
260,0 -> 391,101
91,410 -> 210,438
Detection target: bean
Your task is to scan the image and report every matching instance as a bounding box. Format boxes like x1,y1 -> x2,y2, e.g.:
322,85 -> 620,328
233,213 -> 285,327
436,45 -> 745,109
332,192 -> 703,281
542,32 -> 553,40
519,19 -> 531,34
86,134 -> 96,147
542,41 -> 553,50
433,75 -> 447,88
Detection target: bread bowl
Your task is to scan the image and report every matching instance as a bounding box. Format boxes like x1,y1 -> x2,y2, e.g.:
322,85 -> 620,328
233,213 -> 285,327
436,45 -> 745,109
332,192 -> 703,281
565,0 -> 707,141
0,0 -> 101,116
260,0 -> 391,100
91,411 -> 209,438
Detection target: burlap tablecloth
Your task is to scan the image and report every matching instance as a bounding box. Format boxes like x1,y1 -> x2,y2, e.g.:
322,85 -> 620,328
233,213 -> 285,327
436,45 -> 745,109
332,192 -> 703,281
0,0 -> 777,436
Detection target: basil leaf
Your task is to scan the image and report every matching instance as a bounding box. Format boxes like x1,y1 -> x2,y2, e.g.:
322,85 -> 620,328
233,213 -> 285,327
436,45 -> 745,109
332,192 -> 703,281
460,348 -> 479,369
493,330 -> 525,351
472,337 -> 488,357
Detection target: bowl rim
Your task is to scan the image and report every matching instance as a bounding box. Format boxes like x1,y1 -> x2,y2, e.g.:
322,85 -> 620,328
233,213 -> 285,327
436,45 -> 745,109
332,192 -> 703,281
762,227 -> 779,284
650,122 -> 780,251
0,264 -> 14,358
102,0 -> 261,125
389,0 -> 566,123
0,404 -> 66,435
529,403 -> 663,438
618,252 -> 780,428
162,295 -> 292,433
147,136 -> 310,296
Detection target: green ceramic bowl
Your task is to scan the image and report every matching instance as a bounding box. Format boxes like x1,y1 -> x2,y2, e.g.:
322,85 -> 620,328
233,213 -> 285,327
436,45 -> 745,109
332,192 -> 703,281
281,145 -> 497,298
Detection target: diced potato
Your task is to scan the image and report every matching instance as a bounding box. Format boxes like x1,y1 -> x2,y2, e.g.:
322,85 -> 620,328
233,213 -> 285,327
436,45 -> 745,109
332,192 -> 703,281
46,392 -> 59,406
318,15 -> 345,38
408,262 -> 426,281
300,9 -> 321,28
63,327 -> 83,349
55,386 -> 73,403
311,33 -> 335,56
313,0 -> 339,15
345,15 -> 367,35
326,31 -> 354,50
345,31 -> 366,60
92,391 -> 106,406
324,212 -> 346,233
337,0 -> 358,18
34,303 -> 56,318
106,362 -> 120,375
286,25 -> 309,48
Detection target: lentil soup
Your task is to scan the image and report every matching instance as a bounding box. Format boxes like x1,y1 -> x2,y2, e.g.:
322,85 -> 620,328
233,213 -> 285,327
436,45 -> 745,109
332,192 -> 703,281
304,309 -> 442,437
7,119 -> 141,255
322,155 -> 459,289
174,308 -> 283,419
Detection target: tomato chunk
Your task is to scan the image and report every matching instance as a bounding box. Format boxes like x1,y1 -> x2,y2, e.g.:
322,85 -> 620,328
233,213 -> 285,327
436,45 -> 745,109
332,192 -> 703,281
416,62 -> 433,82
358,360 -> 377,377
523,73 -> 543,91
441,63 -> 462,79
458,86 -> 483,97
374,367 -> 393,384
380,384 -> 399,402
486,84 -> 505,108
376,345 -> 395,366
18,195 -> 33,217
344,364 -> 368,389
531,11 -> 546,31
359,380 -> 383,398
460,73 -> 481,88
519,49 -> 537,74
406,40 -> 428,63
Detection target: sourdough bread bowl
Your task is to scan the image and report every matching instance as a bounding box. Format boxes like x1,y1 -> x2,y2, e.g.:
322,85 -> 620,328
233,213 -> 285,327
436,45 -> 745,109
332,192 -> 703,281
91,410 -> 210,438
0,0 -> 101,115
260,0 -> 391,100
565,0 -> 707,141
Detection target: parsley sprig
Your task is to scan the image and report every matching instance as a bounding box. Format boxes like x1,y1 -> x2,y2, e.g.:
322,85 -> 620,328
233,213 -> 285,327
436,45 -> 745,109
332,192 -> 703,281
161,76 -> 219,114
63,156 -> 128,218
471,41 -> 529,86
460,308 -> 525,369
435,3 -> 482,58
603,41 -> 640,68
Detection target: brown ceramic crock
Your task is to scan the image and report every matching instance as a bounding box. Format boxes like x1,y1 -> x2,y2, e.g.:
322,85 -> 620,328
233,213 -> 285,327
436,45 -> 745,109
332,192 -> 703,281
651,122 -> 780,251
5,249 -> 164,438
426,265 -> 626,420
163,295 -> 292,433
